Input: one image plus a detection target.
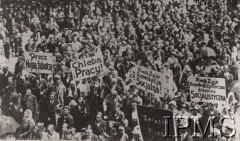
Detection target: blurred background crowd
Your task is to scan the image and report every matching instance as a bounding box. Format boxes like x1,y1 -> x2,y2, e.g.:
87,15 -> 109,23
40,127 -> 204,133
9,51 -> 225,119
0,0 -> 240,140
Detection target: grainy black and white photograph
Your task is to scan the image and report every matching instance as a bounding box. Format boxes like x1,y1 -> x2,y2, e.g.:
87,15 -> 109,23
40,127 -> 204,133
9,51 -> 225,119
0,0 -> 239,140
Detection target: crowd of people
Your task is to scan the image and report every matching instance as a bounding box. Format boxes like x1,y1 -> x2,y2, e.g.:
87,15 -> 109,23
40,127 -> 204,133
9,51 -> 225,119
0,0 -> 240,140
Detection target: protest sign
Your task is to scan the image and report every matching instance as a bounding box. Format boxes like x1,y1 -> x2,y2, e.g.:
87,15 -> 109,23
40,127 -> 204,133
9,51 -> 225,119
71,50 -> 108,80
188,76 -> 226,104
131,65 -> 165,96
137,105 -> 175,141
25,52 -> 54,74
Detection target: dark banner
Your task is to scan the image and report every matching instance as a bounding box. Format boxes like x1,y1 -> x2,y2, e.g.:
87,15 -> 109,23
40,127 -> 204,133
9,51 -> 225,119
137,105 -> 175,141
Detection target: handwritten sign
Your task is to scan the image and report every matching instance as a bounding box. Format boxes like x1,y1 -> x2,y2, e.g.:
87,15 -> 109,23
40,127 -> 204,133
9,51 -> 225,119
71,51 -> 108,80
188,76 -> 226,104
25,52 -> 54,74
132,66 -> 165,96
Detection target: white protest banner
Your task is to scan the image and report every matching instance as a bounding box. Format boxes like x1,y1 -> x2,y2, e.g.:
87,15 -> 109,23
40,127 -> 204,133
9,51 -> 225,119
71,50 -> 108,80
188,76 -> 226,104
25,52 -> 54,74
133,65 -> 165,97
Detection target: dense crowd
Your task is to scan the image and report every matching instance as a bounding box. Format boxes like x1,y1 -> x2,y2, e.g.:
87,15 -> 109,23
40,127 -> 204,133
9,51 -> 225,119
0,0 -> 240,141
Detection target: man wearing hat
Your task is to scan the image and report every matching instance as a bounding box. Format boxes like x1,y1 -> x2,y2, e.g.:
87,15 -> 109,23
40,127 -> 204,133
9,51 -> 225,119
58,106 -> 74,132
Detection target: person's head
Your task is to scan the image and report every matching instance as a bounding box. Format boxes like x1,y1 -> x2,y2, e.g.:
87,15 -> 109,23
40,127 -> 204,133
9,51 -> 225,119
111,77 -> 118,85
96,112 -> 102,122
180,94 -> 187,102
111,70 -> 118,78
165,75 -> 170,83
70,82 -> 75,89
163,103 -> 169,110
85,126 -> 93,138
118,126 -> 125,135
32,126 -> 39,133
122,119 -> 128,127
169,100 -> 177,110
47,124 -> 55,135
108,120 -> 114,128
26,89 -> 32,96
24,109 -> 33,119
63,106 -> 70,115
180,104 -> 187,113
3,66 -> 8,73
115,106 -> 120,112
77,96 -> 84,106
50,92 -> 55,100
65,127 -> 75,140
55,75 -> 61,84
130,86 -> 138,95
210,103 -> 216,111
35,73 -> 41,79
164,63 -> 170,69
116,56 -> 123,63
8,76 -> 13,83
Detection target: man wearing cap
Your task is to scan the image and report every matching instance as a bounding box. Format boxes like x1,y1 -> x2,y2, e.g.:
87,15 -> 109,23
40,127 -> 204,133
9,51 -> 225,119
51,75 -> 66,107
103,89 -> 122,116
58,106 -> 74,132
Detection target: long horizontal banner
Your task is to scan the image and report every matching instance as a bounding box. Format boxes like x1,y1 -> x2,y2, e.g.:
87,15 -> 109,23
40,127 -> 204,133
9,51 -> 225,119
188,76 -> 226,104
25,52 -> 54,74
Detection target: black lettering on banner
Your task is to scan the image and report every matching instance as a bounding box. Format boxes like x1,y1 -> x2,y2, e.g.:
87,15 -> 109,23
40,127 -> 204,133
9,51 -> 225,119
30,53 -> 47,61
